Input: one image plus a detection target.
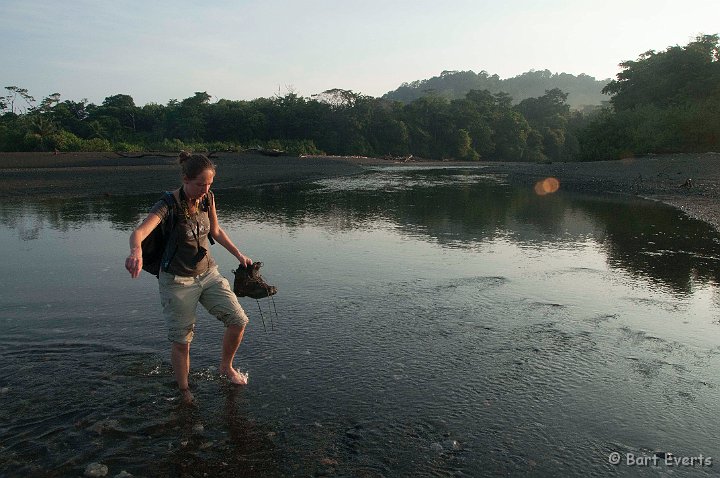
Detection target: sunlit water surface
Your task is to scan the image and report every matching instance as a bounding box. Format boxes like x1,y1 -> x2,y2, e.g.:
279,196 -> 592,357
2,166 -> 720,477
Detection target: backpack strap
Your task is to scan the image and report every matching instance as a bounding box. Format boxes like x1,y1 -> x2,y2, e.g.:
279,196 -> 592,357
205,191 -> 215,246
159,191 -> 180,273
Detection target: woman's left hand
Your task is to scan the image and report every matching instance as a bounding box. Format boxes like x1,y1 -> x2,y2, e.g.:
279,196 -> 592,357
237,254 -> 253,268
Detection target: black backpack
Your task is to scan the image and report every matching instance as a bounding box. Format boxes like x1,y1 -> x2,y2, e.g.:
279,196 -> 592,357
141,192 -> 179,277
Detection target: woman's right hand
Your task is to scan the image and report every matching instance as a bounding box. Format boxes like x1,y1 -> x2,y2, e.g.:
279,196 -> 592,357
125,248 -> 143,278
126,214 -> 161,279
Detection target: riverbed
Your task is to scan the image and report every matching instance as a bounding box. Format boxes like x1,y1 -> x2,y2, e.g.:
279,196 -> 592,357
2,165 -> 720,476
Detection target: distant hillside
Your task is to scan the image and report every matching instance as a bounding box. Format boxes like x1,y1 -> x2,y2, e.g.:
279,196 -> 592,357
383,69 -> 611,109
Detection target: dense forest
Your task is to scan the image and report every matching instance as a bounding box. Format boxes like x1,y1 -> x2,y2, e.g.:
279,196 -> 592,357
1,34 -> 718,162
580,34 -> 720,160
383,70 -> 610,109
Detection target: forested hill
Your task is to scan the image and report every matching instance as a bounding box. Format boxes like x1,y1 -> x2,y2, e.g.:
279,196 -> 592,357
383,69 -> 611,109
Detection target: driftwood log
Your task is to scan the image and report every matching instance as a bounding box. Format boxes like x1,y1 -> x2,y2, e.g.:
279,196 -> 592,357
244,147 -> 286,157
114,151 -> 221,159
382,154 -> 415,162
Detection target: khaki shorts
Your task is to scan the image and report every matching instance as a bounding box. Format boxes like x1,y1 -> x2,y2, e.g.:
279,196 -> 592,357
158,266 -> 249,344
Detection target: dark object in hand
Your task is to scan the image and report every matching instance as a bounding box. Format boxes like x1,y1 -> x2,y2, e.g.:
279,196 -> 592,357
233,262 -> 277,299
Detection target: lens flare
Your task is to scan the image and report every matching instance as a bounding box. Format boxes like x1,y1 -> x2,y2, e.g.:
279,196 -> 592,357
534,177 -> 560,196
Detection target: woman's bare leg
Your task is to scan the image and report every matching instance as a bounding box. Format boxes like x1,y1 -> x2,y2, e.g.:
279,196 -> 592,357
171,341 -> 194,404
219,324 -> 248,385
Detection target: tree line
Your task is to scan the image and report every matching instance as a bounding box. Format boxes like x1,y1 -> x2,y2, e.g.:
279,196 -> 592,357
1,34 -> 718,162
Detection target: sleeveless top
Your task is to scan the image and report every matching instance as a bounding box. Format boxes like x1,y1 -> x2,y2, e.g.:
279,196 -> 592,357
150,190 -> 216,276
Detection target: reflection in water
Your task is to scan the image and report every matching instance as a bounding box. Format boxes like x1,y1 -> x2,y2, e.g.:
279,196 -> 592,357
572,195 -> 720,293
5,167 -> 713,294
0,195 -> 147,238
3,166 -> 720,476
214,171 -> 720,294
59,172 -> 670,296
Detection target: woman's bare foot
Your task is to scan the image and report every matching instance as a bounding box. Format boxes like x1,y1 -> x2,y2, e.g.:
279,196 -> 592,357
180,387 -> 195,405
219,366 -> 248,385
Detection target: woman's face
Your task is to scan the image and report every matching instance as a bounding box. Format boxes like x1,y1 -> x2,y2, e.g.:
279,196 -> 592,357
183,168 -> 215,201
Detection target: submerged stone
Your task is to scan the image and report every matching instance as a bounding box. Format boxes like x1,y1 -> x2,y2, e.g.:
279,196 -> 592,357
442,439 -> 461,450
430,442 -> 444,452
431,439 -> 461,453
84,462 -> 108,477
87,419 -> 121,435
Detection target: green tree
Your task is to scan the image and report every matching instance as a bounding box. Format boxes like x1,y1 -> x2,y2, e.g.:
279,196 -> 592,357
492,109 -> 531,161
603,34 -> 720,111
580,34 -> 720,158
48,99 -> 91,137
454,128 -> 478,160
3,86 -> 35,114
166,92 -> 211,141
25,114 -> 58,150
135,103 -> 167,141
88,94 -> 139,141
450,90 -> 497,158
367,100 -> 409,155
516,88 -> 577,161
38,93 -> 61,113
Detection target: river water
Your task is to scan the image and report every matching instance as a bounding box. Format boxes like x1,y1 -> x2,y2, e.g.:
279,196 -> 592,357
2,165 -> 720,477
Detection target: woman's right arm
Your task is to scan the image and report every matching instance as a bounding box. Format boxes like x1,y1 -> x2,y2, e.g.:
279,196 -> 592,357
125,213 -> 162,278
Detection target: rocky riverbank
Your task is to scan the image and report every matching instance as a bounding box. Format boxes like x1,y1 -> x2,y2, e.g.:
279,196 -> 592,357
477,152 -> 720,231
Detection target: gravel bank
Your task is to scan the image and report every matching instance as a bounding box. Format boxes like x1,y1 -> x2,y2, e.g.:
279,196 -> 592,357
0,152 -> 365,199
476,152 -> 720,231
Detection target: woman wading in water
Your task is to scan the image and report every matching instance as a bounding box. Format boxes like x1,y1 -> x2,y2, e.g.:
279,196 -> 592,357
125,152 -> 252,404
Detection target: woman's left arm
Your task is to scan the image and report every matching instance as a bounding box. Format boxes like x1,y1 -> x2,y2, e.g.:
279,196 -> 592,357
208,193 -> 253,267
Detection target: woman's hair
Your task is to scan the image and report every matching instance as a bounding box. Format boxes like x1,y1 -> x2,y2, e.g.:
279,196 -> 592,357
178,151 -> 216,179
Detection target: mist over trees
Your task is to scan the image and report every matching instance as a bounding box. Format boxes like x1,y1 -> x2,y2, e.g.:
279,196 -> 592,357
1,34 -> 718,162
383,70 -> 611,110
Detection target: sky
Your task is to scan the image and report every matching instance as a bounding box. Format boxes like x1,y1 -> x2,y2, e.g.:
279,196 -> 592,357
2,0 -> 719,106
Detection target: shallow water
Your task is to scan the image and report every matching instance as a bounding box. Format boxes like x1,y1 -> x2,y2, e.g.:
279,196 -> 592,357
2,166 -> 720,477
